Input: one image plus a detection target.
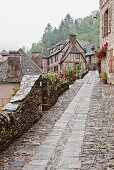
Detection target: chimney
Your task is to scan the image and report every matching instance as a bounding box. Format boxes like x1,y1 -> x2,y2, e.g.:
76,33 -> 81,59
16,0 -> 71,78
32,52 -> 43,69
7,51 -> 21,79
69,33 -> 76,45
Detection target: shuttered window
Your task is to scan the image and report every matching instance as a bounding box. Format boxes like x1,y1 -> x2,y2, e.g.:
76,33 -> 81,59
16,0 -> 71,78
102,7 -> 112,37
104,9 -> 108,37
109,49 -> 113,73
102,14 -> 104,37
108,7 -> 111,33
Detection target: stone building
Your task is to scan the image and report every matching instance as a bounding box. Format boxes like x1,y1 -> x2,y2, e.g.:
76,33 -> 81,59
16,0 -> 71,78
99,0 -> 114,84
42,34 -> 88,73
0,49 -> 43,107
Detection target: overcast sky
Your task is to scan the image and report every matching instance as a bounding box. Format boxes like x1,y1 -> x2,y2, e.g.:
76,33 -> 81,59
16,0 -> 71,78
0,0 -> 99,50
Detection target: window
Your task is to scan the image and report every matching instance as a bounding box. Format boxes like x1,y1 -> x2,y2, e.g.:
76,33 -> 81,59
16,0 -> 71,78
55,55 -> 58,62
60,64 -> 62,71
91,47 -> 95,51
54,65 -> 58,72
51,57 -> 53,64
104,9 -> 108,37
102,7 -> 111,37
58,46 -> 60,50
48,59 -> 50,66
109,49 -> 113,73
55,55 -> 56,62
89,56 -> 91,64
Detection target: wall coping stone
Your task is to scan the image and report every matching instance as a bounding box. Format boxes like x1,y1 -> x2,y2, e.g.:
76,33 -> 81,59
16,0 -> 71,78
3,103 -> 19,111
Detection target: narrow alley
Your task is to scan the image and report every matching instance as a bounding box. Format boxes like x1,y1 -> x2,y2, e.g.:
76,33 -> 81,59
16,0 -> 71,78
0,71 -> 114,170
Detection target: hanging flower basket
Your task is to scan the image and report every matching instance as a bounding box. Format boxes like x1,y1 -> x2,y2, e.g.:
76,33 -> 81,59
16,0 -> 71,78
95,42 -> 108,59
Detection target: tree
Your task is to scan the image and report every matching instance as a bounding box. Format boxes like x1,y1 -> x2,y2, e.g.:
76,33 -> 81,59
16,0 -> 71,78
27,11 -> 99,55
44,23 -> 53,32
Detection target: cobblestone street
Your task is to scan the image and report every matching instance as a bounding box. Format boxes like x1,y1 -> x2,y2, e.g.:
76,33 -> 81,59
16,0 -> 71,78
0,71 -> 114,170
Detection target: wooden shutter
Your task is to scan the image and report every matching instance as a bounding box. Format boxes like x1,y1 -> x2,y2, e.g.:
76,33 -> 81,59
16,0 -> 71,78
108,7 -> 111,33
109,49 -> 113,73
102,14 -> 104,37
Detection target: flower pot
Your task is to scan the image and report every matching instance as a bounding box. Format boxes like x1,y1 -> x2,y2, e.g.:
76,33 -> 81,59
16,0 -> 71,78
102,80 -> 107,84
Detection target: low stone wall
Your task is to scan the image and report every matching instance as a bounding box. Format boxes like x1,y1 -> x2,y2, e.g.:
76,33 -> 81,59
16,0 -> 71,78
80,70 -> 89,79
42,79 -> 69,111
0,75 -> 42,152
86,63 -> 97,70
0,76 -> 69,152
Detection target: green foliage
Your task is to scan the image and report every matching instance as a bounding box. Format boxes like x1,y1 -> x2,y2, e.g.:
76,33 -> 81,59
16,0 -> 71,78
73,62 -> 81,72
27,41 -> 42,56
101,71 -> 107,81
12,88 -> 19,97
28,11 -> 99,55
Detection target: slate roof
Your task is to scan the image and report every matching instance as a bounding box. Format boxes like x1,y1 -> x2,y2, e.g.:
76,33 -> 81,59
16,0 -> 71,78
42,40 -> 69,59
0,49 -> 43,83
42,39 -> 89,60
42,37 -> 98,64
84,42 -> 99,56
18,49 -> 43,74
0,49 -> 9,56
69,45 -> 81,54
77,40 -> 89,48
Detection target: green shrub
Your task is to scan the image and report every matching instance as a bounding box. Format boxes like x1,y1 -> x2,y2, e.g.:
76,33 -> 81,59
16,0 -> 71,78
101,71 -> 107,80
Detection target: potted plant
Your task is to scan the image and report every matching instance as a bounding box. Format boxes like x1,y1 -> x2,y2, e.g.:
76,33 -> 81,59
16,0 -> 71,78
101,71 -> 107,84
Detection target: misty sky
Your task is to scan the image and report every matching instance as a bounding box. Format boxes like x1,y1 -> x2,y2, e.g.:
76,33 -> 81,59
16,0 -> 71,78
0,0 -> 99,50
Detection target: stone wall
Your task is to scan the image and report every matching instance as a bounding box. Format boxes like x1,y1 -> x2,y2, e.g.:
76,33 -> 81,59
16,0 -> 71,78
0,75 -> 69,152
42,79 -> 69,111
99,0 -> 114,84
0,75 -> 42,152
86,63 -> 97,70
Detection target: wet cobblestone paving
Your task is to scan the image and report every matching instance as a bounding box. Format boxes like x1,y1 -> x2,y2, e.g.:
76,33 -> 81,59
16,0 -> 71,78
80,78 -> 114,169
0,74 -> 84,170
0,71 -> 114,170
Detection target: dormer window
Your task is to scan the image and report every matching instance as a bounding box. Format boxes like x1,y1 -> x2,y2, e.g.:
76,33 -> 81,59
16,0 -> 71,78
91,47 -> 95,51
58,45 -> 60,50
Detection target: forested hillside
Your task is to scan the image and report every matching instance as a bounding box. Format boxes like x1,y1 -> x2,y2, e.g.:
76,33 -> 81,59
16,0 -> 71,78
27,11 -> 99,55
